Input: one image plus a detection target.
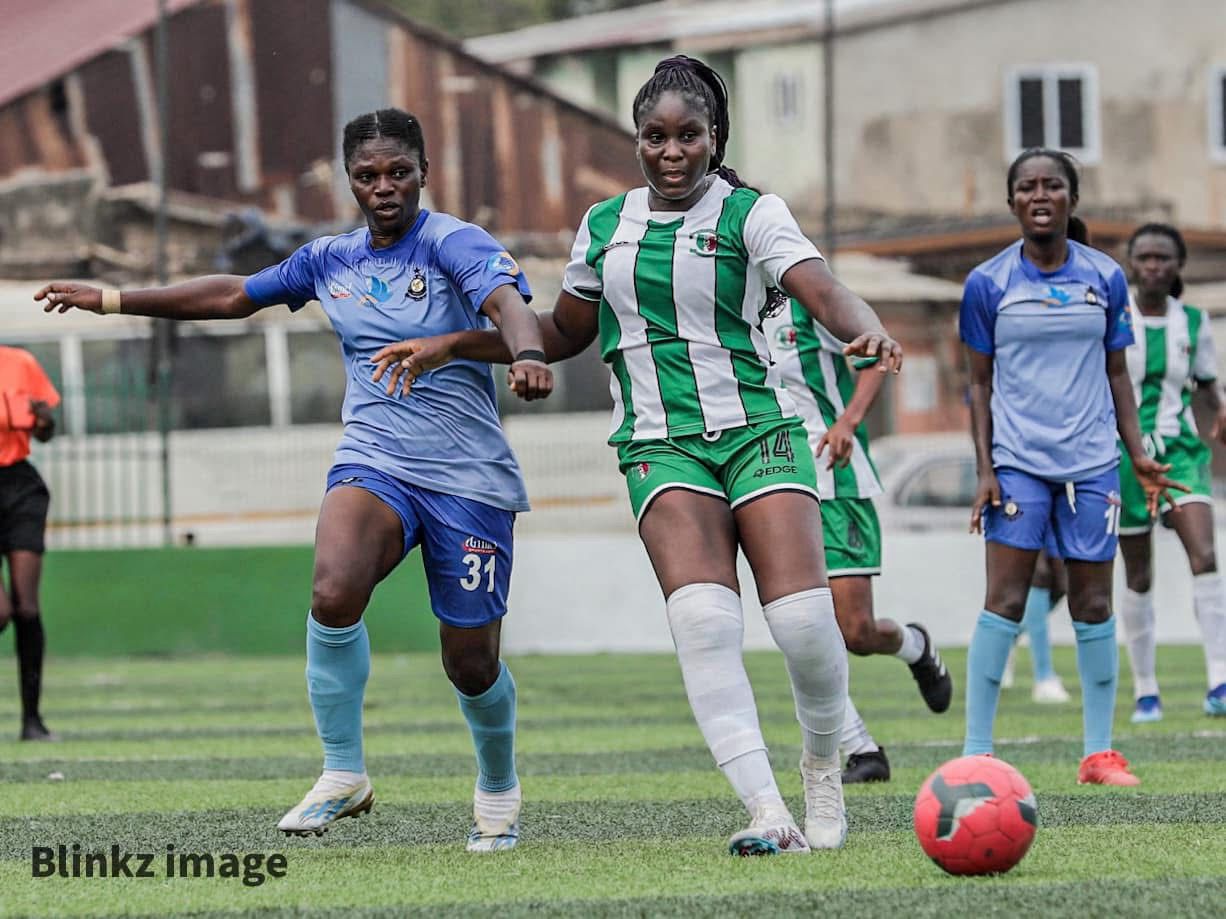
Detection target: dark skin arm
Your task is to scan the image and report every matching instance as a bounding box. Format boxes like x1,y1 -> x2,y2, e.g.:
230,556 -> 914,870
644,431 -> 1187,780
34,276 -> 259,320
477,284 -> 555,401
1199,378 -> 1226,446
817,361 -> 884,469
1107,347 -> 1188,513
372,290 -> 598,397
29,401 -> 55,443
781,258 -> 902,373
967,348 -> 998,534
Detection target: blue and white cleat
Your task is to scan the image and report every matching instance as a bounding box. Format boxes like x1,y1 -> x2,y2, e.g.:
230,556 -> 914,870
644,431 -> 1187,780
278,771 -> 374,836
1205,683 -> 1226,716
800,753 -> 848,850
728,803 -> 810,856
467,784 -> 522,853
1131,695 -> 1163,724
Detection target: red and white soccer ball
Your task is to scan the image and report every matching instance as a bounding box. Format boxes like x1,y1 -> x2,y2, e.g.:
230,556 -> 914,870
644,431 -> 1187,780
913,755 -> 1038,876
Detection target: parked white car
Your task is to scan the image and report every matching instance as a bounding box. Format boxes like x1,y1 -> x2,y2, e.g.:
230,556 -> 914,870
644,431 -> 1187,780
870,432 -> 978,532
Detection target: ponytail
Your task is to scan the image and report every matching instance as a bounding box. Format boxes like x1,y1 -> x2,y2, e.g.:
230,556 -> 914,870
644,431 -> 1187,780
1067,216 -> 1089,246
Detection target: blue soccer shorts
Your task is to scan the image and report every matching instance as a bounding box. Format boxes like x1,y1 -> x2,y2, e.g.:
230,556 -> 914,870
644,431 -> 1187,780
982,466 -> 1122,563
327,464 -> 515,628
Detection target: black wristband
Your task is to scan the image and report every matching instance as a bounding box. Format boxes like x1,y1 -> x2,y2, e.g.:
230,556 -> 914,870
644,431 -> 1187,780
513,349 -> 547,363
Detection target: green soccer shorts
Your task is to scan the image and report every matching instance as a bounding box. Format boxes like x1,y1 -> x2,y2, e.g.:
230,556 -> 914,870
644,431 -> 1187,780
820,496 -> 882,576
1119,433 -> 1213,534
617,417 -> 819,522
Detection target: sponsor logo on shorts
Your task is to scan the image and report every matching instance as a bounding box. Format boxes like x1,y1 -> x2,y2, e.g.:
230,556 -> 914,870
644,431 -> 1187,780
753,465 -> 798,478
633,462 -> 651,481
338,476 -> 360,485
406,267 -> 427,300
487,251 -> 520,276
690,229 -> 719,257
328,281 -> 352,300
1003,500 -> 1021,519
462,536 -> 497,555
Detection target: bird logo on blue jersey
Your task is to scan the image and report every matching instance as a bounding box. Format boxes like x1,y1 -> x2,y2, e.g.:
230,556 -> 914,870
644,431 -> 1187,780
1042,285 -> 1073,308
359,276 -> 392,306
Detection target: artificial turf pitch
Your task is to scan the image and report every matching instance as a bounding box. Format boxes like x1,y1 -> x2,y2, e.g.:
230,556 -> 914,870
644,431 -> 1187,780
0,646 -> 1222,916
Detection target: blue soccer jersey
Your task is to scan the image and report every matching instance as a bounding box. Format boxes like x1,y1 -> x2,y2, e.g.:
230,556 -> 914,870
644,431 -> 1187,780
244,211 -> 532,512
960,240 -> 1134,482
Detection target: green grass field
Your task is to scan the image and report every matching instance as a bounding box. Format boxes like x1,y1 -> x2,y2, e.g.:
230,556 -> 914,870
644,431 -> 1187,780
0,645 -> 1222,917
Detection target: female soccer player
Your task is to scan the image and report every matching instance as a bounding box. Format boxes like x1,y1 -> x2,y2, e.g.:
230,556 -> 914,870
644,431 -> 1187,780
1116,223 -> 1226,722
373,56 -> 901,854
0,346 -> 59,740
761,304 -> 952,784
960,148 -> 1184,786
35,109 -> 552,851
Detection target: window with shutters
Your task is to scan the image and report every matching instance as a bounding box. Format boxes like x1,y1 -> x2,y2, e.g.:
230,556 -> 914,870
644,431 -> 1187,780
1005,65 -> 1100,164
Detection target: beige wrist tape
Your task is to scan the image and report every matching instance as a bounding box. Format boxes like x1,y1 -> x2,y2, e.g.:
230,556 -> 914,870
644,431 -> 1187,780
101,289 -> 122,314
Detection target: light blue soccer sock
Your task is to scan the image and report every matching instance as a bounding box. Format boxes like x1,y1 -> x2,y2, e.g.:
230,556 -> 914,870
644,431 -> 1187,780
305,614 -> 370,774
1074,618 -> 1118,757
1022,587 -> 1056,681
963,610 -> 1022,755
457,661 -> 519,793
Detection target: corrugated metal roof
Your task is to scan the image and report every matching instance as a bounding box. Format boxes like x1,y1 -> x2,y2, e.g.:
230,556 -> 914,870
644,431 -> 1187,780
0,0 -> 203,109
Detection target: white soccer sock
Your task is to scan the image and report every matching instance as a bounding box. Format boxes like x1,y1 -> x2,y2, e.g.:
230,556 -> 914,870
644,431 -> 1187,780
1192,572 -> 1226,688
762,587 -> 849,760
666,583 -> 784,813
840,695 -> 879,757
893,623 -> 925,665
1119,587 -> 1159,698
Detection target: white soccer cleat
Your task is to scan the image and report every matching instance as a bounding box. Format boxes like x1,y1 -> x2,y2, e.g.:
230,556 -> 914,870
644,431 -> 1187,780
467,784 -> 522,853
800,753 -> 848,850
728,801 -> 810,856
1032,675 -> 1071,704
277,771 -> 374,837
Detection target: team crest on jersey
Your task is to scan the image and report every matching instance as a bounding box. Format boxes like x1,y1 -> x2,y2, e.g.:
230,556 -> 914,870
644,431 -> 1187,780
488,251 -> 520,276
327,281 -> 352,300
406,267 -> 427,300
774,326 -> 798,350
760,286 -> 790,320
1085,287 -> 1100,306
462,536 -> 497,555
1042,285 -> 1073,308
359,275 -> 393,306
633,462 -> 651,481
690,229 -> 719,257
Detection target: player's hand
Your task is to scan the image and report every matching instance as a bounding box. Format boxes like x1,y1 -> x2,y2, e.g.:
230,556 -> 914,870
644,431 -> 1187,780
1211,409 -> 1226,447
507,360 -> 553,402
370,337 -> 455,396
843,331 -> 902,374
970,471 -> 1000,534
816,417 -> 855,470
1130,454 -> 1190,517
34,282 -> 103,314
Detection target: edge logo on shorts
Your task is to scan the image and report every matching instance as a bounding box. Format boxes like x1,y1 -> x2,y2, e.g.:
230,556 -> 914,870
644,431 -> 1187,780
462,536 -> 497,555
753,465 -> 798,478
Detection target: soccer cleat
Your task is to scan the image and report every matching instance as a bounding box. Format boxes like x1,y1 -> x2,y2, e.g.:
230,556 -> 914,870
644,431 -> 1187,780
19,717 -> 57,742
842,747 -> 890,784
1130,695 -> 1163,724
800,753 -> 848,849
1205,683 -> 1226,716
278,772 -> 374,836
1077,750 -> 1141,787
1032,676 -> 1071,704
467,784 -> 522,853
728,802 -> 810,856
906,623 -> 953,713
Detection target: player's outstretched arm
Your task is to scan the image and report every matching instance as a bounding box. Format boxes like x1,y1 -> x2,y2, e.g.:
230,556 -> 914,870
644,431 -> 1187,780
781,258 -> 902,373
1108,348 -> 1189,515
34,276 -> 259,321
479,285 -> 554,402
816,359 -> 884,470
967,348 -> 998,534
372,291 -> 598,396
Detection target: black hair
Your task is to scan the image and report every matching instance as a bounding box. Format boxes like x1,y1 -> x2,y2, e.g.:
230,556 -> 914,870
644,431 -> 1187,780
631,55 -> 752,189
342,108 -> 426,170
1006,147 -> 1087,244
1127,222 -> 1187,299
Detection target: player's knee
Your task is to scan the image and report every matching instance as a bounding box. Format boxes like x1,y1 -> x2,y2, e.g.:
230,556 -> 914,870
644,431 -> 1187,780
310,575 -> 366,627
1187,550 -> 1217,577
1070,594 -> 1111,624
12,606 -> 40,622
443,646 -> 499,696
841,617 -> 878,656
1125,569 -> 1152,593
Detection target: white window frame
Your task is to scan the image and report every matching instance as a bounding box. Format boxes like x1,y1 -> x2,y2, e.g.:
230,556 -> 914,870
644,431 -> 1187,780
1004,63 -> 1101,164
1210,65 -> 1226,164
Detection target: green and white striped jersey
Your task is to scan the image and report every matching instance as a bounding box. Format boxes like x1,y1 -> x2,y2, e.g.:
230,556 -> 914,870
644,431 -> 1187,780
563,178 -> 821,443
1125,296 -> 1217,440
762,301 -> 883,500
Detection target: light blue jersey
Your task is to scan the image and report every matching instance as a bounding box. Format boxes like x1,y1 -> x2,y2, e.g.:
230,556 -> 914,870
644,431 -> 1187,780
245,210 -> 532,512
960,240 -> 1133,482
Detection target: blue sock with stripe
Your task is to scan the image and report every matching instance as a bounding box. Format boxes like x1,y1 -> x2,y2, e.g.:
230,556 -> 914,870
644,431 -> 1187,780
305,614 -> 370,774
1022,587 -> 1056,681
457,662 -> 519,793
1074,618 -> 1118,756
963,610 -> 1022,755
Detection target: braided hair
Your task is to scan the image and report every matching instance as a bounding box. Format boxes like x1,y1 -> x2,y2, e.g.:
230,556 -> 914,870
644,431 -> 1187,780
1127,222 -> 1187,299
1006,147 -> 1087,244
631,55 -> 752,190
342,108 -> 426,171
